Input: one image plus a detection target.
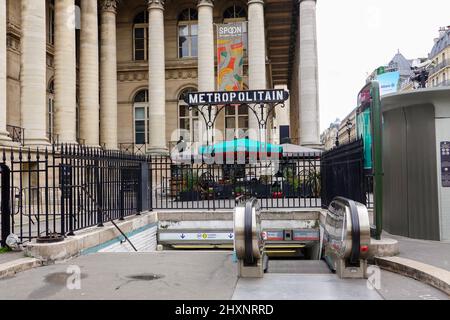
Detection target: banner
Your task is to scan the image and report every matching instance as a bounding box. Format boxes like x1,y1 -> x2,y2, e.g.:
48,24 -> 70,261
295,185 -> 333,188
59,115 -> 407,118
376,71 -> 400,96
217,23 -> 244,91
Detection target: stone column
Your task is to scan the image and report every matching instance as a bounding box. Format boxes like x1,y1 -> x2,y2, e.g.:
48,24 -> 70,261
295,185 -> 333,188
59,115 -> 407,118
80,0 -> 100,147
197,0 -> 215,144
147,0 -> 167,153
248,0 -> 267,142
20,0 -> 49,145
54,0 -> 77,144
100,0 -> 118,149
298,0 -> 320,146
0,0 -> 10,144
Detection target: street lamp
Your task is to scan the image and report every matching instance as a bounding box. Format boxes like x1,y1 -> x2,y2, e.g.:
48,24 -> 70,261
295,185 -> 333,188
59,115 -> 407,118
346,119 -> 353,143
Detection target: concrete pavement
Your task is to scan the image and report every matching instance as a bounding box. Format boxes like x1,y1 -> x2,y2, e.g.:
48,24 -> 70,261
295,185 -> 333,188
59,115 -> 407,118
0,251 -> 448,300
383,232 -> 450,271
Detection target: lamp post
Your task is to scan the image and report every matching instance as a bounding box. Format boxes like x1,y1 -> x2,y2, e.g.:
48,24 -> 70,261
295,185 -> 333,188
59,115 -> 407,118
346,119 -> 353,143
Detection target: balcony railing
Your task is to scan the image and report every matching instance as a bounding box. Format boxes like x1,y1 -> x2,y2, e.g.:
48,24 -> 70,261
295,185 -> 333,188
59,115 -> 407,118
119,143 -> 147,155
6,125 -> 24,144
429,59 -> 450,75
435,80 -> 450,87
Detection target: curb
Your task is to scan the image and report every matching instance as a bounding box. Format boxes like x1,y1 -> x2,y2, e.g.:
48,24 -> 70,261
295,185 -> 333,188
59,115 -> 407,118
0,257 -> 42,279
375,256 -> 450,296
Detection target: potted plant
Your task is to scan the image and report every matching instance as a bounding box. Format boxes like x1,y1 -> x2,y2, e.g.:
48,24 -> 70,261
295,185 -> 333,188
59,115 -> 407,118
178,172 -> 200,201
234,186 -> 244,198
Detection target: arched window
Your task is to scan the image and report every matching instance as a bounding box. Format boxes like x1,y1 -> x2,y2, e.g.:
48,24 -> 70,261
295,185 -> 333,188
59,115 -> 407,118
47,80 -> 55,140
178,8 -> 198,58
133,90 -> 149,145
178,88 -> 199,142
225,105 -> 249,140
223,5 -> 248,54
133,11 -> 149,61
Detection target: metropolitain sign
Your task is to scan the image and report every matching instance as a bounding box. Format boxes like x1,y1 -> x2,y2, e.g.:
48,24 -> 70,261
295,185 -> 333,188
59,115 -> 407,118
184,89 -> 290,106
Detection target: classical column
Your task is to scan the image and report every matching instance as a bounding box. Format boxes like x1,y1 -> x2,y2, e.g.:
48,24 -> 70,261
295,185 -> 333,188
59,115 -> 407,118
147,0 -> 167,153
197,0 -> 215,144
298,0 -> 320,146
0,0 -> 10,143
100,0 -> 118,149
80,0 -> 100,147
20,0 -> 48,145
248,0 -> 267,142
197,0 -> 214,91
54,0 -> 77,144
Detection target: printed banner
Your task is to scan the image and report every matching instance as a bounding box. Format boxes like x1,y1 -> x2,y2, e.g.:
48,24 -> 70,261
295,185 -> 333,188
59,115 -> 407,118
217,23 -> 244,91
376,71 -> 400,96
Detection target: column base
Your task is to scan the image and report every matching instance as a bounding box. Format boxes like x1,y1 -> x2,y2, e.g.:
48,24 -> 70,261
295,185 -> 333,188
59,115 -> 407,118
147,146 -> 169,155
23,137 -> 52,147
300,142 -> 324,150
0,132 -> 16,147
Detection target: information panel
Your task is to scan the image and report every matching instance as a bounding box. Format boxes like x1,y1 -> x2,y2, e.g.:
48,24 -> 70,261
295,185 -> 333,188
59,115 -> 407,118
441,141 -> 450,188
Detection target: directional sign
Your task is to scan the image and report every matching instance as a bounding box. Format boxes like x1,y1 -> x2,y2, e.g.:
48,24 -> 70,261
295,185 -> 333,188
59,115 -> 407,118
159,232 -> 234,242
184,89 -> 289,106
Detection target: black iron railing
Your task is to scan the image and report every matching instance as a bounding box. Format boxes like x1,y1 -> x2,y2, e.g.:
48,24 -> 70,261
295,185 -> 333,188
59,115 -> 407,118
0,145 -> 149,243
149,153 -> 322,210
1,142 -> 376,245
6,125 -> 24,144
320,139 -> 366,209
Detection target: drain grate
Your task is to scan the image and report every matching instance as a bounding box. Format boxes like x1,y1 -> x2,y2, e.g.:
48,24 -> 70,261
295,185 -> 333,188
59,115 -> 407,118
127,274 -> 164,281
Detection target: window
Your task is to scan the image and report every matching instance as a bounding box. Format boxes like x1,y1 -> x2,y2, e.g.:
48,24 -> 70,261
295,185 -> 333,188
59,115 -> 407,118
178,88 -> 199,142
134,90 -> 149,144
133,11 -> 149,61
47,81 -> 54,139
47,0 -> 55,45
178,9 -> 198,58
225,105 -> 249,140
223,5 -> 248,54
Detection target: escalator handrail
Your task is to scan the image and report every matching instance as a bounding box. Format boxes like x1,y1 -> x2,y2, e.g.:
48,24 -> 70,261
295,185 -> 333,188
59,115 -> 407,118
244,198 -> 258,266
333,197 -> 360,265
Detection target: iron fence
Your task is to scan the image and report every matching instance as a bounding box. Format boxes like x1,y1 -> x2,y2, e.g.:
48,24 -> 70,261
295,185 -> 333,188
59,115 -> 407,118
1,141 -> 377,246
321,140 -> 366,208
0,145 -> 148,244
149,153 -> 322,210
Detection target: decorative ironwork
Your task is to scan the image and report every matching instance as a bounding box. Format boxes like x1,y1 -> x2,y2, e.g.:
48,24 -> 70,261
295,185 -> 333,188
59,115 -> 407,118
6,125 -> 24,144
182,89 -> 289,145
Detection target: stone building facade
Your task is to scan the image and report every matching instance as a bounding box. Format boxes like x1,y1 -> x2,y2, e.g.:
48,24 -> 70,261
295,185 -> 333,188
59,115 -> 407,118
0,0 -> 321,153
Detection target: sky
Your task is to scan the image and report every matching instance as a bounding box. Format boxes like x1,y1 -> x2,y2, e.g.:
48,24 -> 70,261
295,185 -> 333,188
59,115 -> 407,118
316,0 -> 450,131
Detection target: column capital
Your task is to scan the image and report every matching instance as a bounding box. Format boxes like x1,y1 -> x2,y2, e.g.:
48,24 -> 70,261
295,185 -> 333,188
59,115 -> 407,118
148,0 -> 165,10
197,0 -> 214,8
100,0 -> 118,14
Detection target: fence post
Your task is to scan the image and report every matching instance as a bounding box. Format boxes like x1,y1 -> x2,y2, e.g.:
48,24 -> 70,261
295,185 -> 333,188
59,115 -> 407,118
1,164 -> 11,247
137,162 -> 149,214
149,157 -> 153,211
96,160 -> 104,227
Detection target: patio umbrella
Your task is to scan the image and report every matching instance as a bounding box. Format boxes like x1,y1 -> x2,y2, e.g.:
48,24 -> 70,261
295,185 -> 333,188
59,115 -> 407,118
199,138 -> 283,159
